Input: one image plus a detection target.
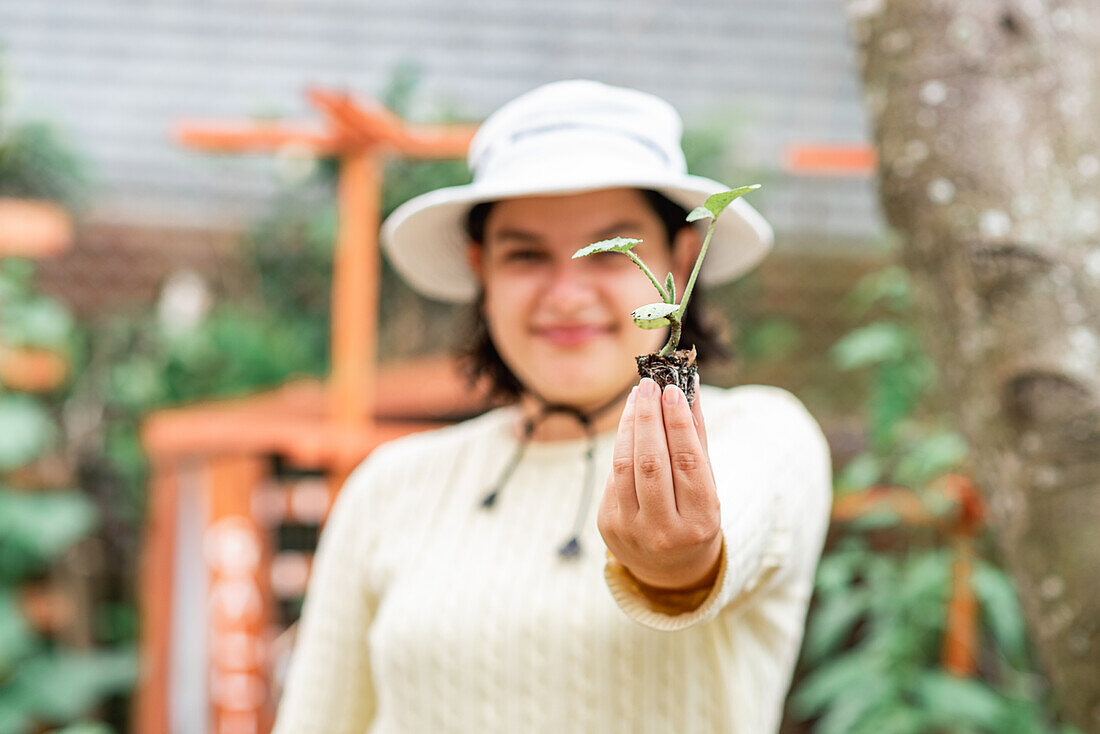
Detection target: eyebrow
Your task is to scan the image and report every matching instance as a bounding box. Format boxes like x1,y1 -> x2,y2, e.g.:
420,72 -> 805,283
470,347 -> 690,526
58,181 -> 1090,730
489,219 -> 648,245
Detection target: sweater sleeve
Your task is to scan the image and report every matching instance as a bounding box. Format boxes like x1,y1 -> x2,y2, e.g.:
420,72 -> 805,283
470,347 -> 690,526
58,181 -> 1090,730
270,458 -> 379,734
604,387 -> 832,631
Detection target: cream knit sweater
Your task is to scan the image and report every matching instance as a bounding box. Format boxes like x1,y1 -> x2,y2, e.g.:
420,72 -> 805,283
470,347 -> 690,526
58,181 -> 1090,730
271,384 -> 832,734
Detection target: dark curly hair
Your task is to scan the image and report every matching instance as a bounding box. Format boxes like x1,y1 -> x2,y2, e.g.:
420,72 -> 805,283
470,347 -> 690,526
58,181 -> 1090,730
459,189 -> 731,403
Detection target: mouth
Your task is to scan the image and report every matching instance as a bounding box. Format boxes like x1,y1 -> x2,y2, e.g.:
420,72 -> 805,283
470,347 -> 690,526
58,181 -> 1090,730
533,324 -> 612,346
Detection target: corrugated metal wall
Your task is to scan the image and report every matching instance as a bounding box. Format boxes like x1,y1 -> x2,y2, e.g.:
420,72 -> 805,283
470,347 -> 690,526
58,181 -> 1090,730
0,0 -> 884,245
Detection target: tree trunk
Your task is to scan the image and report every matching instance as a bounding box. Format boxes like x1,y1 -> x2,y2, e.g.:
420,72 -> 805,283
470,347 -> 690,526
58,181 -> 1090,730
848,1 -> 1100,729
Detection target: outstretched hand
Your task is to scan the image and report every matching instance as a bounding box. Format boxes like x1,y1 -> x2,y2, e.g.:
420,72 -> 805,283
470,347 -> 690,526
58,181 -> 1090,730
597,377 -> 723,592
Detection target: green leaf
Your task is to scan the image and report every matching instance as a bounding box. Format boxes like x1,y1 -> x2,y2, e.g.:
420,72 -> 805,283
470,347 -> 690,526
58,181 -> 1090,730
737,318 -> 801,362
703,184 -> 760,218
830,321 -> 914,370
631,302 -> 679,330
815,678 -> 891,734
572,237 -> 641,259
804,588 -> 869,663
685,206 -> 713,222
791,651 -> 882,717
0,692 -> 34,734
48,722 -> 115,734
0,296 -> 74,350
0,490 -> 97,563
0,394 -> 54,470
893,431 -> 968,487
972,562 -> 1027,664
913,672 -> 1006,729
844,266 -> 913,318
835,452 -> 884,494
9,648 -> 137,723
664,273 -> 676,304
0,590 -> 38,675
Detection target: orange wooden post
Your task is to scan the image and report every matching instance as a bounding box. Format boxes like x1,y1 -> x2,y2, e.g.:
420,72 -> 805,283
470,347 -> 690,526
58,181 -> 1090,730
329,150 -> 380,435
135,460 -> 180,734
204,455 -> 273,734
943,538 -> 978,675
941,474 -> 983,676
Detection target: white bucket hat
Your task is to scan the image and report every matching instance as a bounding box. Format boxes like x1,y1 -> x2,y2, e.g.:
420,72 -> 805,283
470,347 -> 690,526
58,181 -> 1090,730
380,79 -> 773,302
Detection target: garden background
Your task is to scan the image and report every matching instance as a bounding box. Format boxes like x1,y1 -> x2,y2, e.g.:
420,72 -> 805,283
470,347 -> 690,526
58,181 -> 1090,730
0,0 -> 1087,732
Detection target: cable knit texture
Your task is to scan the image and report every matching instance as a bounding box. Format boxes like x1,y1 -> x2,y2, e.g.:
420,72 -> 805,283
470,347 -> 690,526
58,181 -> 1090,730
272,384 -> 832,734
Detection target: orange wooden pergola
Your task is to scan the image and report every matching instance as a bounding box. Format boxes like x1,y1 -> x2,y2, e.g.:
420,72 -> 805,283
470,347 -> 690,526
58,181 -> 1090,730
134,90 -> 482,734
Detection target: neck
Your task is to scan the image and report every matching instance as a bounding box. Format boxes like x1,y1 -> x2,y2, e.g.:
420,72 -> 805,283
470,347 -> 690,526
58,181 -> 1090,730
516,388 -> 633,442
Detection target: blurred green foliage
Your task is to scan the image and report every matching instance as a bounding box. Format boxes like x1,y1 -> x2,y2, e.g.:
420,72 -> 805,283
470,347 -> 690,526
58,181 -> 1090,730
790,265 -> 1079,734
0,262 -> 136,731
1,59 -> 133,732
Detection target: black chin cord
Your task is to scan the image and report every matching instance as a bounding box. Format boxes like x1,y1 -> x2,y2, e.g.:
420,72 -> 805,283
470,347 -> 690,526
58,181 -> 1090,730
479,384 -> 634,560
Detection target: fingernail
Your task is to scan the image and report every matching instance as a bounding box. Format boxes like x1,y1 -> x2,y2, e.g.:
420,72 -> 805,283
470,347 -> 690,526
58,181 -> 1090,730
663,384 -> 681,406
639,378 -> 658,398
626,386 -> 637,406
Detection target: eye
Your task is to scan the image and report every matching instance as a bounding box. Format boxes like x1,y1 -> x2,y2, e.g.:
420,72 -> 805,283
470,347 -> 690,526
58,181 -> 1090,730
501,248 -> 546,263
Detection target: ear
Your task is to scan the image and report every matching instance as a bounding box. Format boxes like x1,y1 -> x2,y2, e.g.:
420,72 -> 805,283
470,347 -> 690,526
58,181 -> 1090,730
671,226 -> 701,287
466,242 -> 484,281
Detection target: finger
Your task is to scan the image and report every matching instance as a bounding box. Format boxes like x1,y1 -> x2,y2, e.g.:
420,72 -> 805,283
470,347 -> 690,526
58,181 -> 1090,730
663,383 -> 717,518
633,378 -> 676,520
610,385 -> 640,515
691,375 -> 709,460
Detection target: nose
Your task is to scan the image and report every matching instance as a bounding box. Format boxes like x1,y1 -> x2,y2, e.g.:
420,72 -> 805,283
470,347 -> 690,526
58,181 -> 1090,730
541,256 -> 597,312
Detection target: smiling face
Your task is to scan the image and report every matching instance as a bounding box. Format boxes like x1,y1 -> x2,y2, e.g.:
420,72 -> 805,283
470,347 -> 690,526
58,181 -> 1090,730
467,188 -> 698,411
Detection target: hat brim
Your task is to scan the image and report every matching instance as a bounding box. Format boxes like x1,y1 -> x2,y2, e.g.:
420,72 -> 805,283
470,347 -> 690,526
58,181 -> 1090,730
381,173 -> 773,303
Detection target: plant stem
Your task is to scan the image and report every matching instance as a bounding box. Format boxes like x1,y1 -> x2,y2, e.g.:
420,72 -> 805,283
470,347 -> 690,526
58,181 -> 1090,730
658,317 -> 681,357
676,218 -> 719,321
627,252 -> 668,302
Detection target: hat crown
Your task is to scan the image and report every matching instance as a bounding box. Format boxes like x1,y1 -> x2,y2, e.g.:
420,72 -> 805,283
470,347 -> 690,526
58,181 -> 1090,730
468,80 -> 687,180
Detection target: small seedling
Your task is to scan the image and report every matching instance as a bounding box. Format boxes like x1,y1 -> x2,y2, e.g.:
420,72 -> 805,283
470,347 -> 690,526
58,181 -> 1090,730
572,185 -> 761,401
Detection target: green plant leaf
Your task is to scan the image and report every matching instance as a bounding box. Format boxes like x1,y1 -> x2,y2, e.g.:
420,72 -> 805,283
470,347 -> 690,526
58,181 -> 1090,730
913,672 -> 1006,729
804,588 -> 869,663
893,431 -> 968,487
0,490 -> 97,563
844,265 -> 913,318
972,562 -> 1027,664
572,237 -> 641,259
631,302 -> 679,330
737,317 -> 801,362
686,206 -> 713,222
664,273 -> 676,304
830,321 -> 913,370
0,692 -> 34,734
835,451 -> 884,494
9,648 -> 137,722
0,394 -> 54,470
0,590 -> 38,676
703,184 -> 760,218
791,651 -> 881,718
48,722 -> 115,734
0,296 -> 74,350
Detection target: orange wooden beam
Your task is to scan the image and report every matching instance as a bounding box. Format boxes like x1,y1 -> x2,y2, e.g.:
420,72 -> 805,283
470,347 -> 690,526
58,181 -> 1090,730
784,143 -> 877,177
308,89 -> 475,157
175,121 -> 345,155
0,198 -> 73,257
0,346 -> 68,392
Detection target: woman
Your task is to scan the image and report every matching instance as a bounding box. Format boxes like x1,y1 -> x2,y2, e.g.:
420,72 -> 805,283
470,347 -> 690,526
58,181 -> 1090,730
272,80 -> 832,733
